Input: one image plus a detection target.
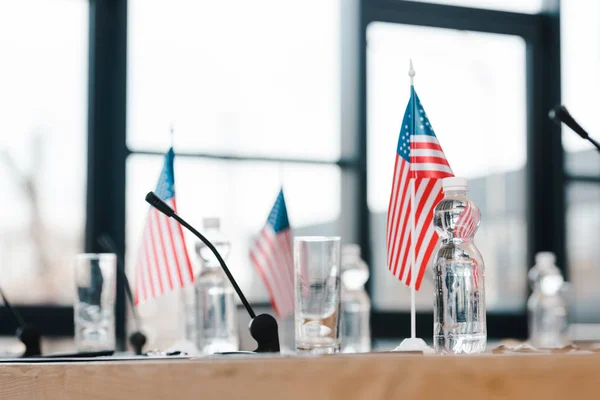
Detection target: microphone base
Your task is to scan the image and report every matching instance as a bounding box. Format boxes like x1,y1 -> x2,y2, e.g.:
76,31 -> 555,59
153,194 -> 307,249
249,313 -> 280,353
17,325 -> 42,357
129,331 -> 147,356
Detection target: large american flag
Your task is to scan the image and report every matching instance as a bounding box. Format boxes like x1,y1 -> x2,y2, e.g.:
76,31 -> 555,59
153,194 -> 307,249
134,148 -> 194,304
386,86 -> 454,290
249,189 -> 294,317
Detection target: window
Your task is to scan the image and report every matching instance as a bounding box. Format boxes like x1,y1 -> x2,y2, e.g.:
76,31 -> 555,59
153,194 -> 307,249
127,0 -> 340,160
566,184 -> 600,323
126,156 -> 341,302
0,0 -> 88,305
366,22 -> 527,312
561,0 -> 600,175
561,0 -> 600,328
127,0 -> 346,344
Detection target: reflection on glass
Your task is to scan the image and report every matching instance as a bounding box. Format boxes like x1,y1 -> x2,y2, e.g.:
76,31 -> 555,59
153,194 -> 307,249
366,23 -> 527,312
128,0 -> 340,160
0,0 -> 88,304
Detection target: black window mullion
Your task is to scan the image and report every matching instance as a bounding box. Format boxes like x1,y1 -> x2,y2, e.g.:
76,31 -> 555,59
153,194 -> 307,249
86,0 -> 128,349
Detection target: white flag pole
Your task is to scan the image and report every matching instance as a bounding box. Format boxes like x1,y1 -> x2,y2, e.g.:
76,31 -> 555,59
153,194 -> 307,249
393,60 -> 433,353
170,122 -> 175,149
409,60 -> 417,340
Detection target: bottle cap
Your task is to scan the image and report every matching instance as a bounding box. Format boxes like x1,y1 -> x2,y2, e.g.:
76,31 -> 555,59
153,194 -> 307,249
202,217 -> 220,230
442,177 -> 468,191
535,251 -> 556,266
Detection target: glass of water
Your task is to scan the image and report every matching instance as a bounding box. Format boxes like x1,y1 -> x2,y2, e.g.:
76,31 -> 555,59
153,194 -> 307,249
294,236 -> 341,354
73,253 -> 116,351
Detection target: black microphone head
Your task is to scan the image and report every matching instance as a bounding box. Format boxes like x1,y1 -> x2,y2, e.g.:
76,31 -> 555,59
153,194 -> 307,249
548,105 -> 568,124
549,104 -> 589,139
145,191 -> 175,217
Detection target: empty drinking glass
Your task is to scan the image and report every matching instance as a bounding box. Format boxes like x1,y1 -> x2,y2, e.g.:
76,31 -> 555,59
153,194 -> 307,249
73,253 -> 116,351
294,236 -> 341,354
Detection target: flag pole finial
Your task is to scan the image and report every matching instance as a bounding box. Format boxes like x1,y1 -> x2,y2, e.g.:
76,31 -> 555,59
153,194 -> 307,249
409,59 -> 415,86
169,123 -> 175,149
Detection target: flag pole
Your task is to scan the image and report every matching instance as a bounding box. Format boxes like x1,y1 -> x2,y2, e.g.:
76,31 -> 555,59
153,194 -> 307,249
393,60 -> 433,353
278,163 -> 284,188
170,122 -> 175,149
409,59 -> 416,340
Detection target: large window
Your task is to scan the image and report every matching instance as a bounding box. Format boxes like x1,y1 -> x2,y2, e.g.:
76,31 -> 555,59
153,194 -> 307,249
0,0 -> 88,305
126,0 -> 347,346
2,0 -> 571,347
366,22 -> 527,312
561,0 -> 600,330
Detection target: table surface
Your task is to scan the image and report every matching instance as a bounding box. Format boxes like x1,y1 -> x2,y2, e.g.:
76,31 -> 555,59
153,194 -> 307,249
2,351 -> 600,400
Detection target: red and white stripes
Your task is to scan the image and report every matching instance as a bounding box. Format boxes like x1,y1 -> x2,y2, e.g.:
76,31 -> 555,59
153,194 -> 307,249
249,226 -> 294,317
134,198 -> 194,304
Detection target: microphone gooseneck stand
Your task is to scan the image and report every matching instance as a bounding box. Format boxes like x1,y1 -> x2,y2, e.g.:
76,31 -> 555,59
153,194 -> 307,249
549,105 -> 600,153
0,286 -> 41,357
145,191 -> 280,353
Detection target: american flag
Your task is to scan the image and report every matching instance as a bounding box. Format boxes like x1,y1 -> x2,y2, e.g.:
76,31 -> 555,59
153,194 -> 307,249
249,189 -> 294,317
134,148 -> 194,304
387,86 -> 454,290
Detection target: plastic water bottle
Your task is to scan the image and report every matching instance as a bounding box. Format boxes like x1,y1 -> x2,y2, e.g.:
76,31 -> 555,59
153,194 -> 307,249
340,244 -> 371,353
433,177 -> 486,354
194,218 -> 239,354
528,252 -> 569,348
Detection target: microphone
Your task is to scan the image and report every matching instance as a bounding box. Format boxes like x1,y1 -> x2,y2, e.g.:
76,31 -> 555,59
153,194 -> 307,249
0,286 -> 41,357
549,105 -> 600,153
97,235 -> 147,355
145,191 -> 280,353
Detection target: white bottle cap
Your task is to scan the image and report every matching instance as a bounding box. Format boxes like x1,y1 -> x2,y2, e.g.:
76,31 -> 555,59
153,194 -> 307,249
202,217 -> 220,230
535,251 -> 556,266
442,177 -> 468,191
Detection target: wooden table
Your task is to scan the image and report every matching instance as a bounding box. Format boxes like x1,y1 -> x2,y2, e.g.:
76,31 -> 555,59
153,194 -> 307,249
2,352 -> 600,399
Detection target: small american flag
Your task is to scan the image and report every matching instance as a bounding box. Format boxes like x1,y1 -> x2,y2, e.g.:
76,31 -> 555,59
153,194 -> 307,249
387,86 -> 454,290
134,148 -> 194,304
249,189 -> 294,318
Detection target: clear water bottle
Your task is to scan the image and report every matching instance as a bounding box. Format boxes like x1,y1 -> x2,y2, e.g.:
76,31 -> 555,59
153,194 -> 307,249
433,177 -> 486,354
194,217 -> 239,354
340,244 -> 371,353
528,252 -> 569,348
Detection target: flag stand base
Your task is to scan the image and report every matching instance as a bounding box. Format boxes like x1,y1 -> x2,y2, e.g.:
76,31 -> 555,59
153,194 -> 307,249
392,337 -> 434,354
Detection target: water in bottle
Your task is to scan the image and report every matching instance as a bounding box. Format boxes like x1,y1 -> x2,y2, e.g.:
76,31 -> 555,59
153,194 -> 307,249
194,217 -> 239,354
433,177 -> 486,354
340,244 -> 371,353
528,252 -> 569,348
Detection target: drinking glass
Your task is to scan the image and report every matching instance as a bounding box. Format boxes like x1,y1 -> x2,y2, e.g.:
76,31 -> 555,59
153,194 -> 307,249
294,236 -> 341,354
73,253 -> 116,351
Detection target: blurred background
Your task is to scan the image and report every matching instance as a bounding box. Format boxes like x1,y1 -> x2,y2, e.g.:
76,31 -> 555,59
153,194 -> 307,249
1,0 -> 598,350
